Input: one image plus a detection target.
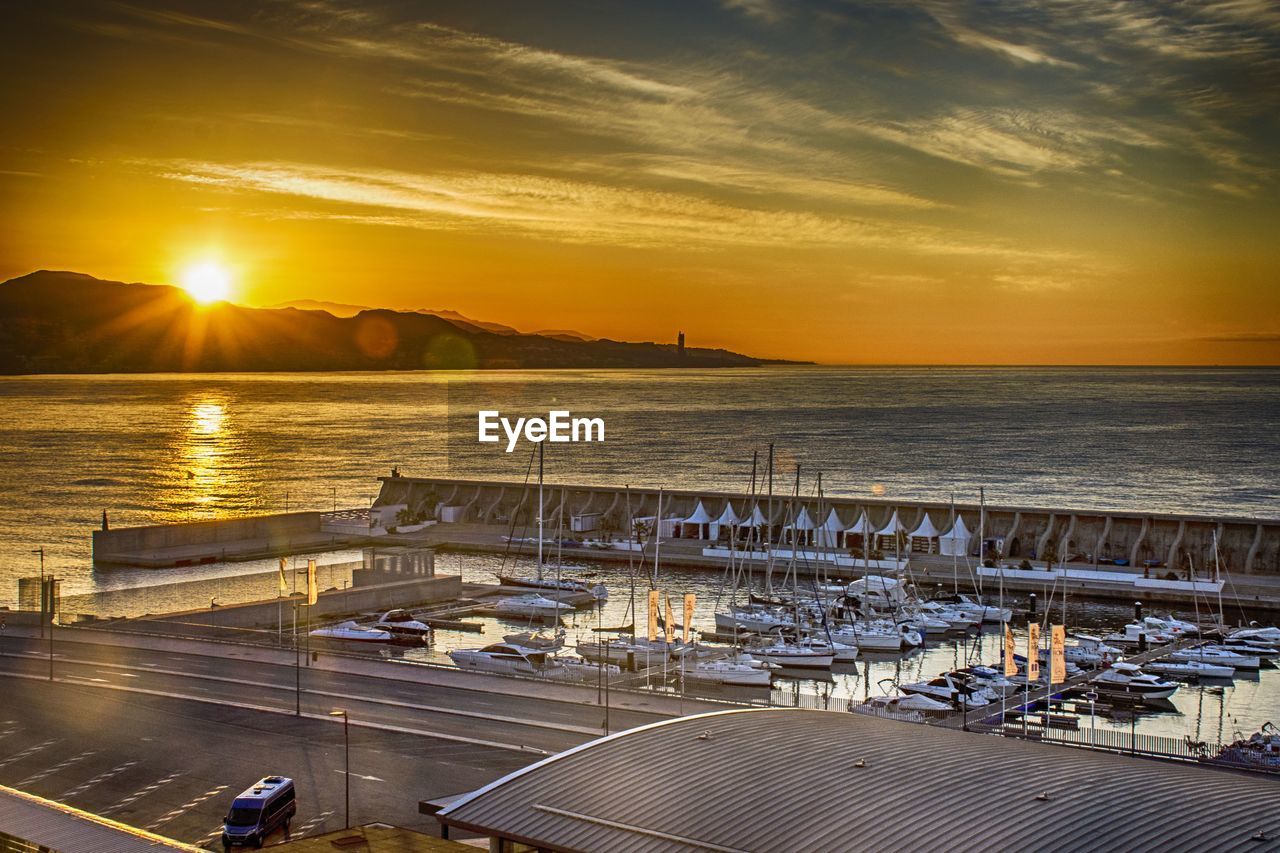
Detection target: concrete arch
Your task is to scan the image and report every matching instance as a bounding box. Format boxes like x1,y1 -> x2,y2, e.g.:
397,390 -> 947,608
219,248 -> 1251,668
480,487 -> 506,523
1246,523 -> 1265,573
1094,516 -> 1113,566
1036,514 -> 1057,559
1166,520 -> 1187,570
1001,512 -> 1022,558
1128,517 -> 1150,567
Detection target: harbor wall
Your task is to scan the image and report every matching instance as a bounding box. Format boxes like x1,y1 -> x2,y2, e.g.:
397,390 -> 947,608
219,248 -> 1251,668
92,511 -> 358,567
375,476 -> 1280,576
132,573 -> 462,630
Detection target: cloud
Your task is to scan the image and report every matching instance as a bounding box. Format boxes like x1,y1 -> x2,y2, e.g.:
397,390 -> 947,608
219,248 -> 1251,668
721,0 -> 783,25
152,158 -> 1056,259
1196,332 -> 1280,343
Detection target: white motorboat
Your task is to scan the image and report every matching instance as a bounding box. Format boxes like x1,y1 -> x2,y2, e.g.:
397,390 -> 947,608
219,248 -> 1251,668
576,639 -> 666,668
1229,625 -> 1280,645
747,639 -> 834,669
914,601 -> 979,631
957,665 -> 1019,697
684,659 -> 773,687
309,621 -> 393,644
798,637 -> 860,663
1066,634 -> 1123,666
845,575 -> 908,609
1141,615 -> 1198,637
896,607 -> 952,634
1170,646 -> 1259,670
1090,662 -> 1180,700
899,673 -> 999,708
503,630 -> 565,651
1104,623 -> 1177,645
1144,660 -> 1235,679
1216,638 -> 1279,658
448,642 -> 569,678
374,609 -> 432,640
934,593 -> 1011,623
493,594 -> 575,618
551,654 -> 620,680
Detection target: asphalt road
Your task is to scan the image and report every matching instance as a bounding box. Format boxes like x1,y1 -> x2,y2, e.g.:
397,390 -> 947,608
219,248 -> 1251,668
0,632 -> 683,848
0,678 -> 534,849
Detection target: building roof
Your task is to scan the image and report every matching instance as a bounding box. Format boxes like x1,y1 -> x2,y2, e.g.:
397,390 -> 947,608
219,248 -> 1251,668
437,709 -> 1280,853
0,783 -> 200,853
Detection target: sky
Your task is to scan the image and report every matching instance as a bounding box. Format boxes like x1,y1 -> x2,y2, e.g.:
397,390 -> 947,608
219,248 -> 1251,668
1,0 -> 1278,364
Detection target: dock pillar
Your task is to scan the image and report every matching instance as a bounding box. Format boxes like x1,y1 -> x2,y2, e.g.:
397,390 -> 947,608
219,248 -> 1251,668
1134,600 -> 1142,621
1029,593 -> 1037,617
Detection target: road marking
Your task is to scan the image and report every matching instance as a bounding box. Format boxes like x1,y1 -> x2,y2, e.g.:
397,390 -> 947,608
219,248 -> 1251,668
333,769 -> 384,783
0,670 -> 554,755
145,784 -> 229,831
98,669 -> 138,678
293,810 -> 335,837
17,749 -> 97,787
0,739 -> 57,769
101,771 -> 185,815
60,760 -> 137,799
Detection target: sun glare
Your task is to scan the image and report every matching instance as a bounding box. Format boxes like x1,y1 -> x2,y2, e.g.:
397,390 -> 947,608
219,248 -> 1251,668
181,261 -> 232,304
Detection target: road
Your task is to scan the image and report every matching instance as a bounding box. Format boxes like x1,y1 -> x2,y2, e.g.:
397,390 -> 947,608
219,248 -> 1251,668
0,630 -> 711,848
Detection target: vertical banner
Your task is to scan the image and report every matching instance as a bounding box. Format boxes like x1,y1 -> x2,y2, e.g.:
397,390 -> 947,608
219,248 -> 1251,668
1050,624 -> 1066,684
683,593 -> 696,644
1027,622 -> 1041,682
647,589 -> 660,641
278,557 -> 288,596
306,558 -> 318,605
1003,625 -> 1017,677
664,594 -> 676,644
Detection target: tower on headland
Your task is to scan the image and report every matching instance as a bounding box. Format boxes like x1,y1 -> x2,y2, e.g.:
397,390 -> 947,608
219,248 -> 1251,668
677,331 -> 685,360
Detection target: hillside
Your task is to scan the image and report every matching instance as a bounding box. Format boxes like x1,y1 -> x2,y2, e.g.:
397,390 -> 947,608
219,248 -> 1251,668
0,271 -> 792,373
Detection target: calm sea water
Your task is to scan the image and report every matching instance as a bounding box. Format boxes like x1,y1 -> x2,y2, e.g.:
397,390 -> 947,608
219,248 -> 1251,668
0,366 -> 1277,604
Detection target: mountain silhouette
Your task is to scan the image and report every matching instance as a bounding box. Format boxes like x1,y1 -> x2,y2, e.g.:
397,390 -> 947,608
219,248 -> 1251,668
269,299 -> 595,340
0,271 -> 791,373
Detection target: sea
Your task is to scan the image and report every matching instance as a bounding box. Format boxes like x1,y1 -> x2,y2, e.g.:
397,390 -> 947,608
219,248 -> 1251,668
0,367 -> 1277,742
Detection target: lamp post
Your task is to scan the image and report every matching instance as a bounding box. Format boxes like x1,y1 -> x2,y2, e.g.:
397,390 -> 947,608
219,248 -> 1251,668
329,709 -> 350,829
31,548 -> 44,638
47,575 -> 55,682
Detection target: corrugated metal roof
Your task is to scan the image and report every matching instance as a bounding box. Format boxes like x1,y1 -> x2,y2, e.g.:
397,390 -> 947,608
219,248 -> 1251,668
438,708 -> 1280,853
0,783 -> 199,853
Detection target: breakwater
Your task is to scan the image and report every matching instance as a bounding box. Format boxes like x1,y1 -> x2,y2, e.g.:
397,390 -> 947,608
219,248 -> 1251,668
375,475 -> 1280,575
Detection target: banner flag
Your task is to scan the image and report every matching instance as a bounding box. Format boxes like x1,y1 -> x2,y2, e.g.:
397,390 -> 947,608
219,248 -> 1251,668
664,594 -> 676,644
1050,624 -> 1066,684
1003,625 -> 1017,676
306,558 -> 318,605
1027,622 -> 1040,682
278,557 -> 288,596
683,594 -> 696,643
647,589 -> 660,641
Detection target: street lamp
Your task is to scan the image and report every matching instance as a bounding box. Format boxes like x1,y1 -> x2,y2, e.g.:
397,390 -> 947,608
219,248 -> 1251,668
31,548 -> 44,638
329,709 -> 350,829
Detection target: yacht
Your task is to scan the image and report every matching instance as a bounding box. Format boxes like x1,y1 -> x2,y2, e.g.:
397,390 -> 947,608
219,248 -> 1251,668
374,609 -> 432,641
1144,659 -> 1235,679
1170,646 -> 1259,670
1140,615 -> 1198,637
551,654 -> 620,680
796,636 -> 860,663
1104,623 -> 1177,646
914,601 -> 979,631
1215,638 -> 1279,659
497,574 -> 608,599
747,638 -> 835,669
1228,625 -> 1280,645
309,621 -> 393,645
448,642 -> 569,678
1090,662 -> 1180,700
828,622 -> 921,651
859,693 -> 952,714
934,593 -> 1012,623
576,638 -> 666,668
684,659 -> 773,687
493,594 -> 575,618
714,604 -> 796,634
1065,634 -> 1123,667
956,665 -> 1019,697
503,630 -> 565,651
899,672 -> 999,708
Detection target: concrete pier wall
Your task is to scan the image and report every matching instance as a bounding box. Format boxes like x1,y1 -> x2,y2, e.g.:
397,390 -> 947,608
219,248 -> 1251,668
92,512 -> 355,567
376,476 -> 1280,575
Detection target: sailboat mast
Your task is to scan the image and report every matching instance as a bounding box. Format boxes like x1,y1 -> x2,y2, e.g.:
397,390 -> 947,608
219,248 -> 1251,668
951,490 -> 959,595
537,441 -> 544,580
653,487 -> 663,588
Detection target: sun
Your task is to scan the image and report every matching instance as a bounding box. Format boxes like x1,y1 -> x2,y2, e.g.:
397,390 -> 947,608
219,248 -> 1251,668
180,261 -> 233,304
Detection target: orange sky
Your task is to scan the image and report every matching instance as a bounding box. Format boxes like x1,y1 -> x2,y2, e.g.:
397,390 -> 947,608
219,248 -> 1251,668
1,1 -> 1278,364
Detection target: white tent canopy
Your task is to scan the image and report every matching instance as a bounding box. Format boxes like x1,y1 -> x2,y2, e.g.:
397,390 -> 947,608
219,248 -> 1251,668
783,505 -> 818,531
815,508 -> 846,548
739,504 -> 769,528
683,501 -> 714,525
876,511 -> 906,536
940,514 -> 972,557
909,513 -> 941,539
715,502 -> 742,527
820,508 -> 845,532
844,512 -> 872,535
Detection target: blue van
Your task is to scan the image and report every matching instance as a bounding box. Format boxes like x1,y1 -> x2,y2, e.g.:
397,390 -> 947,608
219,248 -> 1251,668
221,776 -> 296,850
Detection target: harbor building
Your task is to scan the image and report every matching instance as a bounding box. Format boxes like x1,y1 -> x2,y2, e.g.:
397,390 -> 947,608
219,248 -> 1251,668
431,708 -> 1280,852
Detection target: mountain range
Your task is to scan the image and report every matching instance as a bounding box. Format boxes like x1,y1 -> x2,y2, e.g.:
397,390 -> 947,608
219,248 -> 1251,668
268,299 -> 595,342
0,271 -> 793,373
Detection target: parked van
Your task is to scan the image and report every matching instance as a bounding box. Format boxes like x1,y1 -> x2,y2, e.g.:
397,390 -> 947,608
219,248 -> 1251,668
221,776 -> 295,850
